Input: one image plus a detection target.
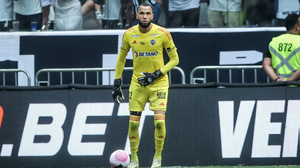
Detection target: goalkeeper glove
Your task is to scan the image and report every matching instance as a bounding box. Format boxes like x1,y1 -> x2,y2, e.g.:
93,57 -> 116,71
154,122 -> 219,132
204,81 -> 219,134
112,79 -> 124,103
138,70 -> 163,86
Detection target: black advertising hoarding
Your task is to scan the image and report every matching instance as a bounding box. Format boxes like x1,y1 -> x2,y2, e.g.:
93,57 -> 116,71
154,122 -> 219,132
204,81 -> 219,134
0,28 -> 284,86
0,84 -> 300,167
19,31 -> 280,84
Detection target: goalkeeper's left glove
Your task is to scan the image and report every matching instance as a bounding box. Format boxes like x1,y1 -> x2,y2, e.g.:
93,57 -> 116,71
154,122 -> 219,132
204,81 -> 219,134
138,70 -> 163,86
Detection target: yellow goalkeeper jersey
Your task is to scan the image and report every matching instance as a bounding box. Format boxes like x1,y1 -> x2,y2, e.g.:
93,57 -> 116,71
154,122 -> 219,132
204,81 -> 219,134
115,24 -> 179,86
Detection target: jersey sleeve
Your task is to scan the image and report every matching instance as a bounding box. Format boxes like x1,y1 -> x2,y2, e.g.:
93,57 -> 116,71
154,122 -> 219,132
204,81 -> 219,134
264,45 -> 272,58
115,31 -> 131,79
158,28 -> 179,74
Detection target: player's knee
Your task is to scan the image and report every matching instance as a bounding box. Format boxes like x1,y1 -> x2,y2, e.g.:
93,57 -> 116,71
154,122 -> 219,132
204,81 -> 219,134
154,120 -> 165,130
129,120 -> 140,131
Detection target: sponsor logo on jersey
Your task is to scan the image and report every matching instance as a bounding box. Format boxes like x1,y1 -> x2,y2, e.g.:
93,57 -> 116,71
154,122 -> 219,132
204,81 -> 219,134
157,92 -> 166,99
140,42 -> 146,45
150,38 -> 156,46
132,40 -> 137,44
134,51 -> 158,58
159,102 -> 165,106
149,34 -> 158,36
132,35 -> 140,37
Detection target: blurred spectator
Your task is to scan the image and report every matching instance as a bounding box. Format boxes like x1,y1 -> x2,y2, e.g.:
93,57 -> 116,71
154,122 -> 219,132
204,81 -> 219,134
13,0 -> 43,31
94,3 -> 102,22
55,0 -> 82,30
132,0 -> 161,26
41,0 -> 56,31
159,0 -> 168,27
263,14 -> 300,82
82,0 -> 94,15
92,0 -> 105,24
241,0 -> 258,26
198,0 -> 210,27
246,0 -> 275,27
0,0 -> 13,31
168,0 -> 200,28
207,0 -> 242,28
118,0 -> 133,29
146,0 -> 161,24
102,0 -> 121,29
274,0 -> 300,26
80,0 -> 101,29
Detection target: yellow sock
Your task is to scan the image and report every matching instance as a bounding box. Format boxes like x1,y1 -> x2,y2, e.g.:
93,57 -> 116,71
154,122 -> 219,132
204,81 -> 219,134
154,150 -> 162,160
154,114 -> 166,160
128,115 -> 140,162
131,152 -> 138,162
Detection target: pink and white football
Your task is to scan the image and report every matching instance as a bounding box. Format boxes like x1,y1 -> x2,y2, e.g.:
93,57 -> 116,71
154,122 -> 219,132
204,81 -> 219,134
109,150 -> 130,168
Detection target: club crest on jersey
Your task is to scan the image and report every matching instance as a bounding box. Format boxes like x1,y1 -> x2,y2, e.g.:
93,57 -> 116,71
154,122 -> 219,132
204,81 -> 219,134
150,38 -> 156,46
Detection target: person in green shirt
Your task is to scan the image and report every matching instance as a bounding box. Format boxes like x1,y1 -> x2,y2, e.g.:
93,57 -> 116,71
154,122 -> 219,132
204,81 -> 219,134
263,13 -> 300,82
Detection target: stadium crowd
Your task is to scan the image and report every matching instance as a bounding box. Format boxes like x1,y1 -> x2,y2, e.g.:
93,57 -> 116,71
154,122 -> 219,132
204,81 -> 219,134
0,0 -> 300,31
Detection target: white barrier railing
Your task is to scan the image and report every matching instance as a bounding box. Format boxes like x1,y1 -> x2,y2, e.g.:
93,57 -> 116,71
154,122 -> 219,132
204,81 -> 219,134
190,65 -> 270,84
0,69 -> 31,86
35,66 -> 185,86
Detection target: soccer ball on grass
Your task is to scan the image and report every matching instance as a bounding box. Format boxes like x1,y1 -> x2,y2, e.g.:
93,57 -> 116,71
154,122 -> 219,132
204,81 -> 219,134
109,149 -> 130,168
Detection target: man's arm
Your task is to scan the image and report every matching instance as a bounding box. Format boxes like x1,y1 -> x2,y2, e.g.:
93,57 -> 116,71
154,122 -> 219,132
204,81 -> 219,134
114,52 -> 127,79
288,68 -> 300,81
262,57 -> 280,81
115,31 -> 130,79
112,31 -> 130,102
159,29 -> 179,74
160,51 -> 179,74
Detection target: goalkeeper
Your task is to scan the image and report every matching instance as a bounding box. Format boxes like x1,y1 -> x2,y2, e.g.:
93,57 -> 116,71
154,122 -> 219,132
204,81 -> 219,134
112,3 -> 179,168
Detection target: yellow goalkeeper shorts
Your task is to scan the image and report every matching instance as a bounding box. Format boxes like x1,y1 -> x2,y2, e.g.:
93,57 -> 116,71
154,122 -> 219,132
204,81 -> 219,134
129,84 -> 169,112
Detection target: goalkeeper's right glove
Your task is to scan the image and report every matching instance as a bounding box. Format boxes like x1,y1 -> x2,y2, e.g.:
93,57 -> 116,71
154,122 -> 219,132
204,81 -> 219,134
112,79 -> 124,103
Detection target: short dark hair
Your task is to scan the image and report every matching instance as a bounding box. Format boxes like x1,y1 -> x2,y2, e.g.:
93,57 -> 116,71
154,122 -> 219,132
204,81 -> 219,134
138,2 -> 153,10
285,14 -> 300,31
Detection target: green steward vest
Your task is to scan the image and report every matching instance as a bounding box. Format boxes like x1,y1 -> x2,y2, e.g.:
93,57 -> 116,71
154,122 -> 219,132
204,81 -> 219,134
269,34 -> 300,80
